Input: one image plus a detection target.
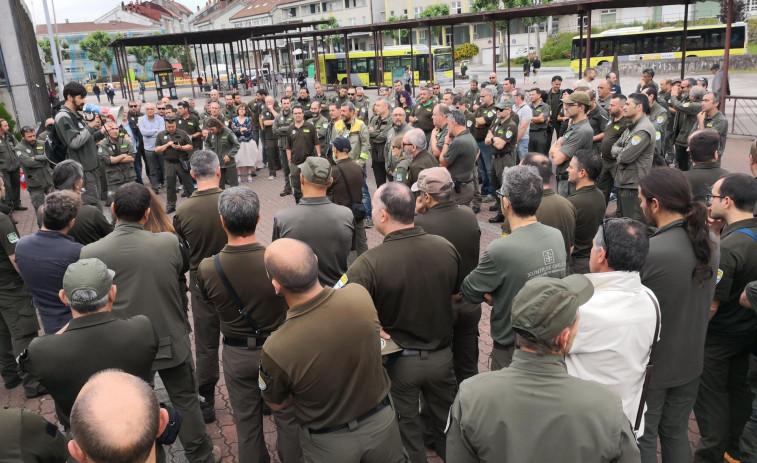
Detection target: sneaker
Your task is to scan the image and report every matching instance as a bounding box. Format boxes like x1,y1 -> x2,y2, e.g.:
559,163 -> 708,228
268,174 -> 275,180
482,194 -> 496,203
609,192 -> 617,202
364,218 -> 374,228
248,175 -> 253,182
200,398 -> 216,424
4,376 -> 21,390
25,385 -> 49,399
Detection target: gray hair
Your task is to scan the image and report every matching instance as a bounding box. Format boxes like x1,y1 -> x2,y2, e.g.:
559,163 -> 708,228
406,128 -> 427,150
446,109 -> 466,127
53,159 -> 84,191
480,87 -> 494,98
218,186 -> 260,237
574,81 -> 591,91
434,103 -> 451,117
705,91 -> 721,107
514,89 -> 527,101
587,89 -> 597,100
500,165 -> 542,218
356,87 -> 364,92
690,87 -> 706,101
593,218 -> 649,272
69,289 -> 109,314
190,150 -> 220,178
340,101 -> 356,112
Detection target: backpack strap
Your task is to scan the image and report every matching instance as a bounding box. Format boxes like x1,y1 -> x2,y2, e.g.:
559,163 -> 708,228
213,254 -> 259,334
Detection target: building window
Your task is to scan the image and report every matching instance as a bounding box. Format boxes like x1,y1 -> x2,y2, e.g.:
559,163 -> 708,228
450,1 -> 462,14
413,7 -> 422,18
419,29 -> 427,40
310,3 -> 319,14
349,17 -> 356,26
289,7 -> 297,17
577,16 -> 588,32
380,12 -> 385,21
473,23 -> 492,39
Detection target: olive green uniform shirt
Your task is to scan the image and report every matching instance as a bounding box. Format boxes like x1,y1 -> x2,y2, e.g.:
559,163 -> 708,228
537,188 -> 577,256
415,201 -> 481,278
344,226 -> 462,350
671,96 -> 702,146
260,286 -> 391,429
472,103 -> 496,142
0,133 -> 19,172
156,129 -> 192,163
397,149 -> 438,187
412,100 -> 436,133
368,114 -> 392,163
530,101 -> 551,130
556,118 -> 594,179
204,126 -> 239,168
285,121 -> 319,164
97,137 -> 136,185
489,117 -> 518,165
0,408 -> 67,463
197,242 -> 287,337
601,117 -> 631,164
177,114 -> 202,150
447,350 -> 640,463
273,111 -> 294,149
567,184 -> 606,260
691,111 -> 728,158
310,115 -> 330,156
612,116 -> 656,190
15,140 -> 53,191
683,162 -> 730,203
443,129 -> 478,183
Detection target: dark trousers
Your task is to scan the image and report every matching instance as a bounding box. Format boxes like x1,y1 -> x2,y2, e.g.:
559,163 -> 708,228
265,139 -> 278,173
223,345 -> 302,463
372,159 -> 388,188
528,130 -> 549,154
389,347 -> 456,463
639,377 -> 700,463
134,141 -> 145,184
597,162 -> 616,205
2,170 -> 21,208
82,169 -> 101,207
476,141 -> 493,196
0,286 -> 40,393
190,289 -> 220,401
452,299 -> 481,385
145,150 -> 164,188
740,355 -> 757,462
617,188 -> 643,221
279,148 -> 291,189
361,164 -> 372,216
219,167 -> 238,189
490,343 -> 515,371
289,162 -> 302,203
546,122 -> 557,147
165,161 -> 196,208
155,357 -> 216,463
694,335 -> 757,462
675,144 -> 691,171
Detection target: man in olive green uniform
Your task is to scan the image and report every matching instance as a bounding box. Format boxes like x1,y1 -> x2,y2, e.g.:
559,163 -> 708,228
485,100 -> 518,223
395,128 -> 437,187
204,117 -> 239,189
447,275 -> 640,463
683,129 -> 729,203
414,168 -> 481,385
439,109 -> 478,206
312,83 -> 332,118
550,91 -> 594,198
368,98 -> 392,188
528,88 -> 551,154
472,88 -> 496,200
384,108 -> 411,181
429,104 -> 450,161
178,101 -> 203,151
351,88 -> 370,123
465,81 -> 481,110
273,98 -> 295,196
598,95 -> 631,204
80,183 -> 217,463
612,93 -> 655,221
286,106 -> 321,204
309,101 -> 330,158
20,258 -> 157,430
586,90 -> 609,153
156,117 -> 195,213
410,88 -> 436,143
222,94 -> 238,122
344,182 -> 462,463
98,121 -> 136,208
15,127 -> 53,212
566,149 -> 606,274
0,119 -> 22,211
0,408 -> 67,462
694,174 -> 757,463
261,238 -> 405,462
197,188 -> 301,463
173,150 -> 228,424
641,85 -> 668,167
692,91 -> 728,166
0,180 -> 43,398
462,165 -> 567,369
332,102 -> 373,224
670,81 -> 703,171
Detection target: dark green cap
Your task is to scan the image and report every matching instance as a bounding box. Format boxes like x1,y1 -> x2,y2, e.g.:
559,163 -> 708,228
511,274 -> 594,342
63,258 -> 115,302
299,156 -> 332,185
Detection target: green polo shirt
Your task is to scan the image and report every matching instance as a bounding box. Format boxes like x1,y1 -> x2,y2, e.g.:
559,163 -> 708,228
567,184 -> 606,259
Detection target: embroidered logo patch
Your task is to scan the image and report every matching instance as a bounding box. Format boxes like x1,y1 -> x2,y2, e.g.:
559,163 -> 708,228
6,232 -> 19,244
717,268 -> 723,284
334,274 -> 348,289
631,135 -> 642,146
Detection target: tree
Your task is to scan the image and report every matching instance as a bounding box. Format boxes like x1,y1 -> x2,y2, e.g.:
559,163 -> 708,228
127,46 -> 153,77
383,15 -> 409,45
419,5 -> 451,44
318,16 -> 341,53
79,31 -> 119,80
38,37 -> 70,64
472,0 -> 550,61
719,0 -> 746,22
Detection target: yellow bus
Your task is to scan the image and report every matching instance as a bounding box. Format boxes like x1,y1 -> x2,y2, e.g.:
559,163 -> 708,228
570,23 -> 748,72
318,45 -> 453,87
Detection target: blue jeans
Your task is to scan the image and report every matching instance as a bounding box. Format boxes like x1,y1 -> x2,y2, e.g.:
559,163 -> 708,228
477,141 -> 493,196
517,137 -> 529,161
362,164 -> 372,216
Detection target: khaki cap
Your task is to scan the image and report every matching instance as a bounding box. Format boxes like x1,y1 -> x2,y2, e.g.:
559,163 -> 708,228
299,157 -> 332,185
411,167 -> 454,194
561,91 -> 591,106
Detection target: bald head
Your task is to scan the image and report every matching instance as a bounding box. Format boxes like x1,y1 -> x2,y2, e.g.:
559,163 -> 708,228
264,238 -> 319,294
69,370 -> 161,463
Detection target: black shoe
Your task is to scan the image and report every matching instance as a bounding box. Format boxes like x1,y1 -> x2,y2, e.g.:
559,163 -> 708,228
489,204 -> 500,212
181,191 -> 188,198
279,188 -> 292,197
13,205 -> 27,211
4,376 -> 21,390
166,206 -> 176,214
472,205 -> 481,214
489,214 -> 505,223
200,399 -> 216,424
25,385 -> 48,399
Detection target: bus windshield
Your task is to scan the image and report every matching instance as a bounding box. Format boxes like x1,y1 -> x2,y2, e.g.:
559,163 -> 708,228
434,54 -> 453,72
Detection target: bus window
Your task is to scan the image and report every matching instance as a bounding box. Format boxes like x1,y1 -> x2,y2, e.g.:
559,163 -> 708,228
336,58 -> 346,74
662,33 -> 680,52
367,57 -> 377,85
325,60 -> 340,85
351,58 -> 368,74
618,37 -> 637,56
731,25 -> 746,49
706,30 -> 726,50
416,55 -> 429,81
593,38 -> 612,57
686,35 -> 704,51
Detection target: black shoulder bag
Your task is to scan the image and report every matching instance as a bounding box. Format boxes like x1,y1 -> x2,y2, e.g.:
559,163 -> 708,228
213,254 -> 261,335
333,161 -> 366,221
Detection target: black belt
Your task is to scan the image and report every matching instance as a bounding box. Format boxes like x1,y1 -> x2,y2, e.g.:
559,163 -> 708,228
308,396 -> 391,435
493,341 -> 513,351
222,334 -> 268,349
400,345 -> 449,356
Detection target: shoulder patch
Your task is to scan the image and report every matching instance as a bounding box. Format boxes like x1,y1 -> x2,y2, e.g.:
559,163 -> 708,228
631,135 -> 642,145
258,373 -> 267,390
656,115 -> 665,124
334,274 -> 348,289
466,120 -> 473,128
655,131 -> 661,141
706,122 -> 714,128
25,148 -> 31,154
506,130 -> 513,139
683,102 -> 690,107
613,124 -> 620,130
717,268 -> 723,284
6,232 -> 19,244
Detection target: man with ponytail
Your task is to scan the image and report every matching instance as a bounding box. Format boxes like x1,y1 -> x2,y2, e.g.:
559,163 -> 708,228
636,167 -> 720,463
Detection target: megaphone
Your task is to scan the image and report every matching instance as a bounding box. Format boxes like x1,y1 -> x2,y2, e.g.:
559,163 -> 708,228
83,104 -> 124,123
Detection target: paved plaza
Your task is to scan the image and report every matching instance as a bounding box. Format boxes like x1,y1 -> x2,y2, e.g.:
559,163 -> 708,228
2,69 -> 757,462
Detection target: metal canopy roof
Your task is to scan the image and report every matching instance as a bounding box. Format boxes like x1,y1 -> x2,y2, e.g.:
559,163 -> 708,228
252,0 -> 692,41
108,19 -> 329,47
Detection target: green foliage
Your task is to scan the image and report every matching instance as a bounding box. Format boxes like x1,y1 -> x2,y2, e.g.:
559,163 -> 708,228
79,31 -> 120,79
38,38 -> 70,64
0,103 -> 16,134
540,32 -> 575,61
471,0 -> 507,31
127,46 -> 153,77
419,4 -> 450,42
383,15 -> 409,42
318,16 -> 341,45
454,43 -> 480,62
720,0 -> 747,23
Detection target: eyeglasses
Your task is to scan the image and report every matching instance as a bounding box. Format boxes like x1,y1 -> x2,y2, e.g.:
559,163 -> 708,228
129,105 -> 138,108
706,194 -> 726,204
600,218 -> 621,257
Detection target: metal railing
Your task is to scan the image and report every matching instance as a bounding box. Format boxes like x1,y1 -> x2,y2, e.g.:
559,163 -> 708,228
725,96 -> 757,138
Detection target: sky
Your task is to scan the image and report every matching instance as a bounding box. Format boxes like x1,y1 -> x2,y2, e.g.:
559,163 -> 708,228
25,0 -> 207,25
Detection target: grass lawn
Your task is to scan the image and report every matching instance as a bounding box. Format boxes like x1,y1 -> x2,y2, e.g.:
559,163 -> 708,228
498,58 -> 572,68
749,43 -> 757,55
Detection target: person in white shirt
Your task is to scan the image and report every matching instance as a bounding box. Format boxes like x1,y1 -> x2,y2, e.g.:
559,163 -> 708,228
566,217 -> 659,436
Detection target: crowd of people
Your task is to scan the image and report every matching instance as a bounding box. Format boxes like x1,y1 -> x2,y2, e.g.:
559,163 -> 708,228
0,62 -> 754,463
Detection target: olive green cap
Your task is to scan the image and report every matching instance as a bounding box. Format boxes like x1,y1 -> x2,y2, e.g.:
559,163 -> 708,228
299,156 -> 332,185
561,91 -> 591,106
63,258 -> 115,302
511,274 -> 594,342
